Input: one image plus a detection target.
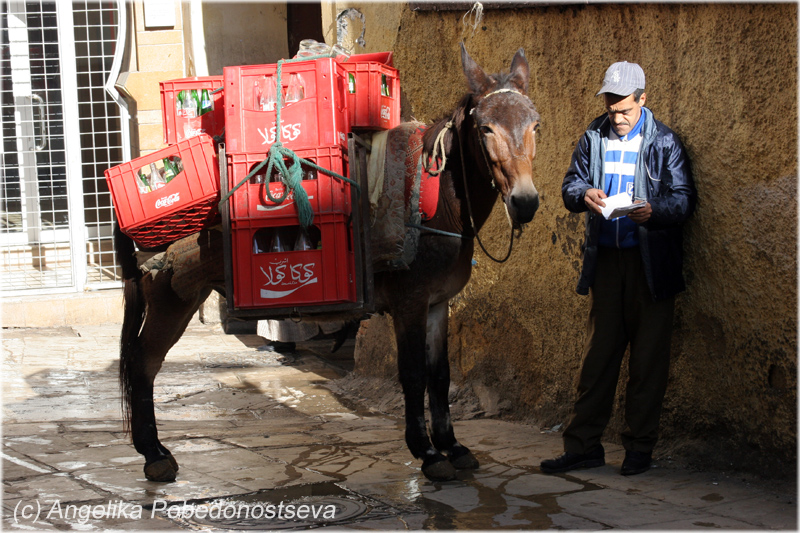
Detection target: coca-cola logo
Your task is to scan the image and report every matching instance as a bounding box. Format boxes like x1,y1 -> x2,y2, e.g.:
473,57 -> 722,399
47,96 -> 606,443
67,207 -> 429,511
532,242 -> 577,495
155,192 -> 180,209
259,260 -> 318,299
257,123 -> 302,145
381,105 -> 391,121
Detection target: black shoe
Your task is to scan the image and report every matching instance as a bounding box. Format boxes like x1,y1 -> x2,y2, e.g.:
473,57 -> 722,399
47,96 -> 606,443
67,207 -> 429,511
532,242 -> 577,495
621,450 -> 652,476
260,341 -> 296,353
540,446 -> 605,474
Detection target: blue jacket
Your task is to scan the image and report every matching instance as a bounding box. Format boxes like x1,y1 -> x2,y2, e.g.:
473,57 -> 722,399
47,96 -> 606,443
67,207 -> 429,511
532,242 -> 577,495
562,107 -> 696,301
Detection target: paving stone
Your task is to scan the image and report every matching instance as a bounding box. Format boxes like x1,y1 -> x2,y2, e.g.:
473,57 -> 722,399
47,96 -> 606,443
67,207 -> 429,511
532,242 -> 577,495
556,487 -> 708,528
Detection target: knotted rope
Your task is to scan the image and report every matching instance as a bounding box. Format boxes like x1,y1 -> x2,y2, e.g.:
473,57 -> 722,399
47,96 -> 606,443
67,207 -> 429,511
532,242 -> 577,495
218,51 -> 360,228
424,121 -> 453,177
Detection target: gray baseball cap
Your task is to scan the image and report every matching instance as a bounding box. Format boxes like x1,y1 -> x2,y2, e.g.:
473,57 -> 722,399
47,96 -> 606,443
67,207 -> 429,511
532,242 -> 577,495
596,61 -> 646,97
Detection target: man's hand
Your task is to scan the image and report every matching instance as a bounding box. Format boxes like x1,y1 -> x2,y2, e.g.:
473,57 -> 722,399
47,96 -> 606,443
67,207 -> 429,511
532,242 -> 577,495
627,202 -> 652,224
584,188 -> 607,215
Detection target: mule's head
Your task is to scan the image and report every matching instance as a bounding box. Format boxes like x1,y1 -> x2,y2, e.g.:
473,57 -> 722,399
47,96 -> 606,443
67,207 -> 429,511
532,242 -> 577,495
462,43 -> 541,229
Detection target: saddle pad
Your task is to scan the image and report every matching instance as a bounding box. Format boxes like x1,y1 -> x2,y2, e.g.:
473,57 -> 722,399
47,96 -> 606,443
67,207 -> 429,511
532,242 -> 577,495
368,122 -> 440,271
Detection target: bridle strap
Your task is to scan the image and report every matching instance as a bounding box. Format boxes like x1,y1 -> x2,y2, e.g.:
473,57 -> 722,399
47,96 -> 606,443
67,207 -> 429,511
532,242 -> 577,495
454,115 -> 514,263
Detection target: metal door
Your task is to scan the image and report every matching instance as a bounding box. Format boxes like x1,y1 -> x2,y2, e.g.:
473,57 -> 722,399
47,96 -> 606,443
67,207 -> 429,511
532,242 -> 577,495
1,0 -> 128,295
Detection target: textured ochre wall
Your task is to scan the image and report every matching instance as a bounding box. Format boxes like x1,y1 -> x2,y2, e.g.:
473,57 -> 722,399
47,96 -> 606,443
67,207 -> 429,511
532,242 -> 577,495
342,3 -> 797,474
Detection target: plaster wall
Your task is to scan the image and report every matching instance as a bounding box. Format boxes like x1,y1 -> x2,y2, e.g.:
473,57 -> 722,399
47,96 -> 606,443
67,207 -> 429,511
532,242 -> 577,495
344,3 -> 797,475
199,2 -> 289,76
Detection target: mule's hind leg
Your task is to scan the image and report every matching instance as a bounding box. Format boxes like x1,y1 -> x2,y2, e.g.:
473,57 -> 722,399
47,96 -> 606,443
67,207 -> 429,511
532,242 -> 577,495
129,276 -> 209,482
394,307 -> 457,482
426,302 -> 479,471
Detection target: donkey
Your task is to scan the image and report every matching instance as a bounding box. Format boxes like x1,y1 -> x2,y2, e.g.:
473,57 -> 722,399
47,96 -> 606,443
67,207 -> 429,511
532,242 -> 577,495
117,43 -> 540,483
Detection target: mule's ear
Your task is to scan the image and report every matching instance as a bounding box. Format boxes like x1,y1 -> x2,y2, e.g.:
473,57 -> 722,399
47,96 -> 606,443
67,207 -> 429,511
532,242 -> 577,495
461,42 -> 493,95
509,48 -> 530,93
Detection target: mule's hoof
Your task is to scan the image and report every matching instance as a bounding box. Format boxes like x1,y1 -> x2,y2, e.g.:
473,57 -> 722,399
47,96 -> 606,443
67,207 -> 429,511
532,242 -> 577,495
166,454 -> 179,472
144,458 -> 177,482
449,449 -> 479,470
422,457 -> 457,482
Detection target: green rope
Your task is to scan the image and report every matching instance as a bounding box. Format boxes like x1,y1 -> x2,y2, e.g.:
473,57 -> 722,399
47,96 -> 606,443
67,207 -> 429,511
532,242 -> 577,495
218,50 -> 360,228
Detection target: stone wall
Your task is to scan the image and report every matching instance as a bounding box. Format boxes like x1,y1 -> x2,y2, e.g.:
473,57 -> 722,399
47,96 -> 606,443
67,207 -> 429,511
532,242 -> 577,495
340,2 -> 797,475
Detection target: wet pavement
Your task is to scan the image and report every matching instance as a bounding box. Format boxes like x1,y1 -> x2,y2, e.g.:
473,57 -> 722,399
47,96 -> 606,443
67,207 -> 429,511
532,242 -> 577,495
2,322 -> 796,530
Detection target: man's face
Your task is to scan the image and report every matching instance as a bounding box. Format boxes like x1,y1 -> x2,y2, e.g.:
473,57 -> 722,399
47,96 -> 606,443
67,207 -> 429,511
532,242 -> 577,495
603,92 -> 646,137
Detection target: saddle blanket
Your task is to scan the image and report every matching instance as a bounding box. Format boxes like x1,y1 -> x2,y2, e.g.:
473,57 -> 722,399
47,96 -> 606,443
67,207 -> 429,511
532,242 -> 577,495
367,122 -> 440,271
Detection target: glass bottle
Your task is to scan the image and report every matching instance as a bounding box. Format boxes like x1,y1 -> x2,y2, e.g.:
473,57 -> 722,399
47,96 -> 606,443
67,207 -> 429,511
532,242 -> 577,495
285,73 -> 305,104
199,89 -> 213,115
149,162 -> 166,190
137,169 -> 151,193
269,229 -> 288,252
257,77 -> 277,111
181,90 -> 198,118
162,158 -> 178,183
381,74 -> 390,97
294,229 -> 314,251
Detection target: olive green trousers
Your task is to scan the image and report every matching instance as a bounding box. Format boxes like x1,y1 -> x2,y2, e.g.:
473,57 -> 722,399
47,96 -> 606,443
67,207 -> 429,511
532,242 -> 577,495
563,246 -> 675,455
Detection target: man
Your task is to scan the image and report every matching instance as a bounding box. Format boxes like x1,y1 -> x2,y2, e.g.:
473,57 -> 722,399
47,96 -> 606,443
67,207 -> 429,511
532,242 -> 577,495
542,62 -> 696,476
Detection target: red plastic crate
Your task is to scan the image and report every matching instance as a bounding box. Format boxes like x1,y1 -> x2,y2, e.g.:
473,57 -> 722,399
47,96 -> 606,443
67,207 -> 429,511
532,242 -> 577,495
227,145 -> 351,222
340,61 -> 400,130
160,76 -> 225,145
341,51 -> 394,66
223,58 -> 349,154
231,213 -> 356,309
104,134 -> 220,248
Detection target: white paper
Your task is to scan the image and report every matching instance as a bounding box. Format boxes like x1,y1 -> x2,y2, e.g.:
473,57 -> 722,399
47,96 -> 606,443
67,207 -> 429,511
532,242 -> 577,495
600,192 -> 645,220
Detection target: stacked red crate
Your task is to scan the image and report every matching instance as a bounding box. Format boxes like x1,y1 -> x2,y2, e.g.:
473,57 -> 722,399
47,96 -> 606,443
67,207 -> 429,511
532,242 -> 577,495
224,57 -> 358,310
339,59 -> 400,130
222,58 -> 350,154
160,76 -> 225,145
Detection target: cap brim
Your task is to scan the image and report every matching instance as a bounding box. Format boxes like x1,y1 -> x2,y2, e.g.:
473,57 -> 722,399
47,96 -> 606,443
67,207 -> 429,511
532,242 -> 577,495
596,84 -> 638,97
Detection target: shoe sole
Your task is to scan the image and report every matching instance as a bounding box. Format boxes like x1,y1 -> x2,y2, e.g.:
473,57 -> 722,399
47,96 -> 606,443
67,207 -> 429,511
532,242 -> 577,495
621,465 -> 650,476
540,458 -> 605,474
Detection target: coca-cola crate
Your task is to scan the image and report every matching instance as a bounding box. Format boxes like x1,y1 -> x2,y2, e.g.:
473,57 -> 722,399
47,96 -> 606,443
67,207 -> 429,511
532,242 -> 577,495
231,213 -> 356,309
227,145 -> 351,221
104,134 -> 220,248
342,51 -> 394,67
339,61 -> 400,130
223,58 -> 349,154
160,76 -> 225,145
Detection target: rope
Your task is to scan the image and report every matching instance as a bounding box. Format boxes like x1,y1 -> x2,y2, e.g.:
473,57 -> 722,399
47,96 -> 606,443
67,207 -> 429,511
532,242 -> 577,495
425,121 -> 453,176
461,2 -> 484,40
218,50 -> 360,228
405,222 -> 468,240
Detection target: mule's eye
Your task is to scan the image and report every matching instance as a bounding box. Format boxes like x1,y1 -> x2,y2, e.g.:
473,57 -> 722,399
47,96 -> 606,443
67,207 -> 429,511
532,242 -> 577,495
533,123 -> 540,133
480,125 -> 494,135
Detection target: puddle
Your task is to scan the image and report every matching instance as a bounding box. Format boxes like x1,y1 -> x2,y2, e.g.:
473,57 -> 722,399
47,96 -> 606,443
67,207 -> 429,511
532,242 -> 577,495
154,481 -> 411,530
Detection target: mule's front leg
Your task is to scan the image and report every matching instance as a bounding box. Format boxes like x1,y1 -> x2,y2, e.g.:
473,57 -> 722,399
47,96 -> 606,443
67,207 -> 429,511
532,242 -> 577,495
394,308 -> 457,482
426,302 -> 480,471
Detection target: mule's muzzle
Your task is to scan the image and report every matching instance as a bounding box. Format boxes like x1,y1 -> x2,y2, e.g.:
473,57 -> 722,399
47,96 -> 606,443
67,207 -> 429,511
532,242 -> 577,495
509,191 -> 539,224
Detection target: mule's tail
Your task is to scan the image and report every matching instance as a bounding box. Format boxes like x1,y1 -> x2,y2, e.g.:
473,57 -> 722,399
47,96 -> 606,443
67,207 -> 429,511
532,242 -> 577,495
115,224 -> 144,433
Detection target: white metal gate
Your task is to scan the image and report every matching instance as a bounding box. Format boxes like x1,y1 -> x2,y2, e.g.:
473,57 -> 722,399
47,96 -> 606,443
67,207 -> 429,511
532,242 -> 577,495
1,0 -> 128,295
